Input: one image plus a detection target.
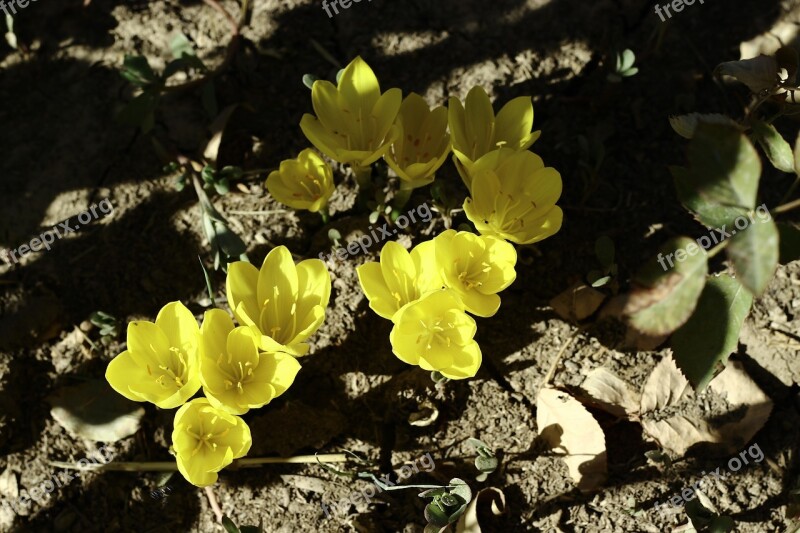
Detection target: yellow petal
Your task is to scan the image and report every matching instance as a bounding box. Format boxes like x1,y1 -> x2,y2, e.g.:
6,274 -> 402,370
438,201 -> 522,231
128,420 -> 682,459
339,56 -> 381,113
126,320 -> 170,369
357,262 -> 397,320
226,261 -> 260,328
494,96 -> 534,149
155,301 -> 199,353
464,86 -> 494,159
105,350 -> 147,403
311,80 -> 346,133
258,247 -> 298,322
300,114 -> 345,162
253,352 -> 301,398
439,342 -> 482,380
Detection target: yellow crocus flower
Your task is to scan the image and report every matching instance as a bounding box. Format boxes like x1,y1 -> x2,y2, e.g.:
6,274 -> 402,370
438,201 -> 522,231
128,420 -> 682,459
199,309 -> 301,415
171,398 -> 252,487
266,149 -> 334,213
463,148 -> 563,245
356,240 -> 443,320
300,56 -> 402,170
434,229 -> 517,317
389,290 -> 482,380
226,246 -> 331,356
105,301 -> 200,409
448,86 -> 541,189
385,93 -> 450,190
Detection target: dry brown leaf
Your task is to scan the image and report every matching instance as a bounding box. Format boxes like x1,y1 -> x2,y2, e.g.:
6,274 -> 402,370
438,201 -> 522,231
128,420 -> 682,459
536,387 -> 607,492
641,358 -> 772,457
639,355 -> 691,414
203,104 -> 238,165
580,367 -> 641,419
455,487 -> 506,533
550,282 -> 607,322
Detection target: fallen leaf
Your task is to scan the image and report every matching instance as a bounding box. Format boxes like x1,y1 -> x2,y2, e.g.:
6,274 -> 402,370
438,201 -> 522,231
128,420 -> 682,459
550,282 -> 607,322
203,104 -> 238,165
708,361 -> 773,450
640,355 -> 691,414
580,367 -> 641,419
536,388 -> 607,492
48,380 -> 144,442
456,487 -> 506,533
0,468 -> 18,500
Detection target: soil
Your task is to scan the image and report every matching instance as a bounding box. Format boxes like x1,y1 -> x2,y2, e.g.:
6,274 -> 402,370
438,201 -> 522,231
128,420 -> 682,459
1,0 -> 800,532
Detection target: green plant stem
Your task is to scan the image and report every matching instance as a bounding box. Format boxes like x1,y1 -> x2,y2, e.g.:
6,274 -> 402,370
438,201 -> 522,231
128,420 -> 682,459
354,166 -> 373,208
775,197 -> 800,214
392,186 -> 413,215
779,175 -> 800,206
706,240 -> 728,260
320,207 -> 330,224
48,453 -> 348,472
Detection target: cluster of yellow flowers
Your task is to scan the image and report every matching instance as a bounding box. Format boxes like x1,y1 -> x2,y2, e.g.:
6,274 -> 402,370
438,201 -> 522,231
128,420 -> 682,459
357,231 -> 518,379
105,247 -> 331,486
269,57 -> 563,246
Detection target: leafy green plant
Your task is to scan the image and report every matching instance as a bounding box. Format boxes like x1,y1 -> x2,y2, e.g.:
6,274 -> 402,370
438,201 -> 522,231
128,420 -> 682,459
89,311 -> 119,338
587,235 -> 618,289
467,438 -> 499,482
622,46 -> 800,390
419,478 -> 472,533
607,49 -> 639,83
221,516 -> 263,533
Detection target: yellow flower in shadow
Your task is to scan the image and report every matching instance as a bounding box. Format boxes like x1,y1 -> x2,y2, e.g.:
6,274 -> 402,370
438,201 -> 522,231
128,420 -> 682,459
463,148 -> 563,245
356,240 -> 442,320
434,229 -> 517,317
389,290 -> 482,380
266,149 -> 334,213
385,93 -> 450,190
171,398 -> 251,487
226,246 -> 331,356
448,86 -> 540,189
199,309 -> 301,415
300,56 -> 402,170
105,301 -> 200,409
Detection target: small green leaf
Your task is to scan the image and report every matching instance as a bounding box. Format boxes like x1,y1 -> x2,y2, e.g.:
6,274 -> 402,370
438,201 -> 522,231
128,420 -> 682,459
475,456 -> 498,473
625,237 -> 708,336
672,274 -> 753,390
715,55 -> 778,94
752,121 -> 794,173
671,166 -> 748,228
170,33 -> 196,59
303,74 -> 319,89
221,516 -> 240,533
726,218 -> 779,296
710,516 -> 736,533
778,222 -> 800,264
668,113 -> 739,140
688,123 -> 761,210
794,131 -> 800,174
424,502 -> 452,527
122,55 -> 158,86
620,49 -> 635,71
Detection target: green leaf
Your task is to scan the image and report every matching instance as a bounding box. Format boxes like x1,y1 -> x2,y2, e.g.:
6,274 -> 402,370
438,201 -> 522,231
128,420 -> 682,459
121,55 -> 158,86
778,222 -> 800,264
726,217 -> 779,296
302,74 -> 319,89
48,380 -> 145,442
672,274 -> 753,390
170,33 -> 196,59
794,131 -> 800,174
221,516 -> 240,533
424,503 -> 452,527
625,237 -> 708,336
620,49 -> 635,71
710,516 -> 736,533
671,166 -> 748,228
752,121 -> 794,173
668,113 -> 739,140
688,123 -> 761,210
475,456 -> 499,473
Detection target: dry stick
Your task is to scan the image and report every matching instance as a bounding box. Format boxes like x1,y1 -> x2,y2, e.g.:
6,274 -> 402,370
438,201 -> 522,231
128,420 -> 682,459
48,453 -> 348,472
205,486 -> 224,523
542,333 -> 578,386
